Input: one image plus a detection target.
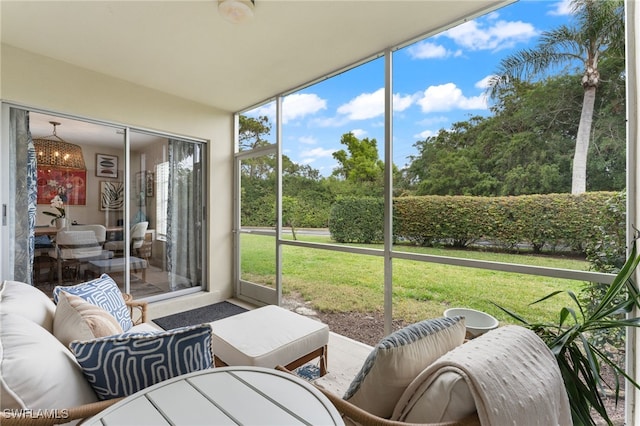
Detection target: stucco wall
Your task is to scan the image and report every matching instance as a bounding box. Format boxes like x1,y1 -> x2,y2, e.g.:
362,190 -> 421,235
1,44 -> 234,301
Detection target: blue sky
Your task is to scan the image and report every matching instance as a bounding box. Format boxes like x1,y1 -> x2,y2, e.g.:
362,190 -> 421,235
245,0 -> 575,176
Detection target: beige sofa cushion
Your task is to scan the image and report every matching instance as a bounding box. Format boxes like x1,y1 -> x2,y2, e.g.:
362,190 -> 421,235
53,291 -> 124,348
0,313 -> 98,410
343,316 -> 466,418
391,370 -> 475,423
0,280 -> 56,332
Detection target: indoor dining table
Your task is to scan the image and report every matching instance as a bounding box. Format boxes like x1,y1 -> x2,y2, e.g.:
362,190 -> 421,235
84,366 -> 344,425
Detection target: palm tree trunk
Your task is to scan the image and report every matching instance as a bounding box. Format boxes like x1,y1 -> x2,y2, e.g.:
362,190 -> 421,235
571,85 -> 597,194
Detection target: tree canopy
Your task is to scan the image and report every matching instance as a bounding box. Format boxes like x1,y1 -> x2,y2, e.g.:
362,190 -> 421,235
488,0 -> 625,194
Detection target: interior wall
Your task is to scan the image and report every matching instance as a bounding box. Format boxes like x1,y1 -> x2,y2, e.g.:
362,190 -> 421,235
0,44 -> 234,300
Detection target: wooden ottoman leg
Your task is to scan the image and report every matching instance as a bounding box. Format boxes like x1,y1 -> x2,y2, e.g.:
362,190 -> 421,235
319,345 -> 328,377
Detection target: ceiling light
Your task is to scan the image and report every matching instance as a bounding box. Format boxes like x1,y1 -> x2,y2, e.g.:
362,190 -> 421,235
34,121 -> 86,170
218,0 -> 255,24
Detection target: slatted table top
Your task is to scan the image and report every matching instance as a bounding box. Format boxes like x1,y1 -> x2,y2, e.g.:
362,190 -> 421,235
85,366 -> 344,426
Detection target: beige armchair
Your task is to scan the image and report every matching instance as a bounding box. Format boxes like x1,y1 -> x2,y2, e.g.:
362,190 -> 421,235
280,321 -> 571,426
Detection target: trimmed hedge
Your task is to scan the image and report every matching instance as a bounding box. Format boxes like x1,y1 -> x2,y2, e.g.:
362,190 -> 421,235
329,197 -> 384,243
329,192 -> 621,253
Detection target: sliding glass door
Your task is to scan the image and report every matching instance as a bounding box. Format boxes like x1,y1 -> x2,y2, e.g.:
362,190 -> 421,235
5,106 -> 207,300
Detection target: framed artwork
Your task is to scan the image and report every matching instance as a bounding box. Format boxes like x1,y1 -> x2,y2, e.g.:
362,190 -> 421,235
96,154 -> 118,178
145,172 -> 154,197
136,171 -> 155,200
99,181 -> 124,211
37,167 -> 87,205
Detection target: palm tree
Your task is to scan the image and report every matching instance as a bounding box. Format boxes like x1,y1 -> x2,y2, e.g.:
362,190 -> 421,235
489,0 -> 624,194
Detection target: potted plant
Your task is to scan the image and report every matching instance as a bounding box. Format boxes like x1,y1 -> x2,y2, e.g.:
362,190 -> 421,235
43,195 -> 67,229
495,245 -> 640,425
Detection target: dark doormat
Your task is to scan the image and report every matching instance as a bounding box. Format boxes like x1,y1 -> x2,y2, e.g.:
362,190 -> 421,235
152,301 -> 248,330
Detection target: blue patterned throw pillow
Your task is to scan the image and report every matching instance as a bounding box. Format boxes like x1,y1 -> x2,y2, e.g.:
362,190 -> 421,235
69,323 -> 213,400
343,316 -> 466,418
53,274 -> 133,331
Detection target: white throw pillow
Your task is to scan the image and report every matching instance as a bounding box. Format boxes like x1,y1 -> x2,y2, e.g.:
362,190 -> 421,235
343,316 -> 466,418
0,313 -> 98,410
53,291 -> 124,348
0,280 -> 56,332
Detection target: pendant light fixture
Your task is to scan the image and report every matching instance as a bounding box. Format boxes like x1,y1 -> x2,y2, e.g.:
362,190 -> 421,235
34,121 -> 86,170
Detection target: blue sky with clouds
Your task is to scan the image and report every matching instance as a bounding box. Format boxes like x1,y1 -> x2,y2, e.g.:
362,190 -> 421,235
245,0 -> 575,176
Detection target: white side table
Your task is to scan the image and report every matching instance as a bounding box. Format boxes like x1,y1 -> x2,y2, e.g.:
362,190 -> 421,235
85,366 -> 344,425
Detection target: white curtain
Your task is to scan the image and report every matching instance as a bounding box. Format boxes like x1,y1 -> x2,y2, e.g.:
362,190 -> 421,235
167,139 -> 204,289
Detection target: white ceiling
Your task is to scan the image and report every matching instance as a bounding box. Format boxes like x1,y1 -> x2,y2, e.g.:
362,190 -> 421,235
28,112 -> 161,148
2,0 -> 512,114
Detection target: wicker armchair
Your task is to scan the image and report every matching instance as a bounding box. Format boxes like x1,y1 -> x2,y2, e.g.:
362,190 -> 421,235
122,294 -> 148,324
275,365 -> 480,426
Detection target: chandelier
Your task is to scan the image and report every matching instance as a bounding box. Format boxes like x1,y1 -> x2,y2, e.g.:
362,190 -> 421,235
34,121 -> 86,170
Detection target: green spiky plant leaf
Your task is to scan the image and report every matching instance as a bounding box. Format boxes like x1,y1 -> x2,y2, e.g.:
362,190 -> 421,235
494,245 -> 640,425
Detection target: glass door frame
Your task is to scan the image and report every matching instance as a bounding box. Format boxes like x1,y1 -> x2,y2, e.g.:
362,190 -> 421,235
233,142 -> 281,306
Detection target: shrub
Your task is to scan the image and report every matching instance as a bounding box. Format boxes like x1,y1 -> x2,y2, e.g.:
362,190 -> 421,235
329,197 -> 384,243
394,192 -> 618,254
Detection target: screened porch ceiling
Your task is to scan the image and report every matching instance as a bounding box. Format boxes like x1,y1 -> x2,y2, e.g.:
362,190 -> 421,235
2,0 -> 513,116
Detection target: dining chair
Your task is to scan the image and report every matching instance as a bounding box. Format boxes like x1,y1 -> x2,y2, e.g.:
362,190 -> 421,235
71,224 -> 107,247
49,230 -> 110,285
104,221 -> 149,257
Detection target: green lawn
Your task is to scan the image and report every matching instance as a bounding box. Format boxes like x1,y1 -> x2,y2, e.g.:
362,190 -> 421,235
241,233 -> 590,324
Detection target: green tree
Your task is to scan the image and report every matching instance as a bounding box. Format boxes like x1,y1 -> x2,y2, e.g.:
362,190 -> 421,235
239,115 -> 274,179
239,115 -> 271,151
489,0 -> 625,194
332,132 -> 385,185
402,70 -> 624,196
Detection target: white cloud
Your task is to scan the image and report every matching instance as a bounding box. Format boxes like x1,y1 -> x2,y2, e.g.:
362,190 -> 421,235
252,93 -> 327,124
337,88 -> 385,120
283,93 -> 327,123
442,17 -> 537,52
475,75 -> 495,89
351,129 -> 367,138
407,41 -> 450,59
548,0 -> 573,16
298,135 -> 317,145
336,88 -> 415,121
394,93 -> 415,112
416,83 -> 487,113
299,147 -> 336,164
415,129 -> 438,139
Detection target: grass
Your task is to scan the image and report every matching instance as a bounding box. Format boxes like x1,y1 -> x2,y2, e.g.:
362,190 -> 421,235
240,233 -> 590,325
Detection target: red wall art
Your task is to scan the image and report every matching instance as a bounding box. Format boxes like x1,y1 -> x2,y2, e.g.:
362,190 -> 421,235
37,166 -> 87,205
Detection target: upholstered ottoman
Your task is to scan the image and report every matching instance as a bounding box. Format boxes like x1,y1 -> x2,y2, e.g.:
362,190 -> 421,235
210,305 -> 329,376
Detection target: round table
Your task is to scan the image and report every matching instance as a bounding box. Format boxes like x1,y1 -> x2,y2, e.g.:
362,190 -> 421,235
85,366 -> 344,425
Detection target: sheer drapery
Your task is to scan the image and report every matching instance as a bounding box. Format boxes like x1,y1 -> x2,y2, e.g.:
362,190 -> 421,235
10,108 -> 37,284
167,139 -> 203,289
